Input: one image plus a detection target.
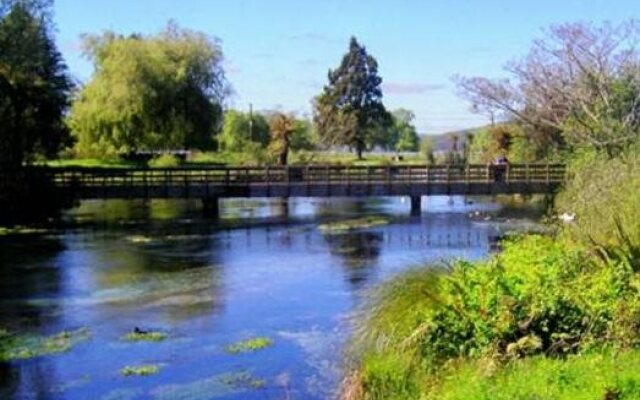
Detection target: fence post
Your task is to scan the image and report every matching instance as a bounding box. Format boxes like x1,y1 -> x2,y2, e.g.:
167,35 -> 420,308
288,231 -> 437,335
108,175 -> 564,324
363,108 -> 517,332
546,163 -> 550,184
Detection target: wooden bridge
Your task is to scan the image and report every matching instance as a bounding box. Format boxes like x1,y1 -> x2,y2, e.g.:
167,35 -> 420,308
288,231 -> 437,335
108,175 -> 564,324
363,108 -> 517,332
7,164 -> 566,216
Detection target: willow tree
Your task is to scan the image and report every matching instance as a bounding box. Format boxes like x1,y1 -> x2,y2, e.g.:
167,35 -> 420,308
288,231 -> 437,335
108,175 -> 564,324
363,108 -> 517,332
314,37 -> 391,159
68,23 -> 229,157
0,0 -> 72,167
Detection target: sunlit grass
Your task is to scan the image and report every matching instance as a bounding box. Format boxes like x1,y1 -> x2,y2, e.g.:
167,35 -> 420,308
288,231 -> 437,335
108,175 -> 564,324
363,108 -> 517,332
432,350 -> 640,400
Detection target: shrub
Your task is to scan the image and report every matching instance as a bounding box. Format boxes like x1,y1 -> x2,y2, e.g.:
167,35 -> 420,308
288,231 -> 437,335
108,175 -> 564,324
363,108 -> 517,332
556,145 -> 640,258
348,235 -> 640,399
148,154 -> 182,168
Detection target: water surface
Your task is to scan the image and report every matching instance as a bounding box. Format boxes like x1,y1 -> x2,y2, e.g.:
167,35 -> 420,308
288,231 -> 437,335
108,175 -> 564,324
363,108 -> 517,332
0,196 -> 542,400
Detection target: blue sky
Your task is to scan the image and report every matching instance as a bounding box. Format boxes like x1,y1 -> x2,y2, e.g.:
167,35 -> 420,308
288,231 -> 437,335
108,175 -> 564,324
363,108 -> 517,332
54,0 -> 639,134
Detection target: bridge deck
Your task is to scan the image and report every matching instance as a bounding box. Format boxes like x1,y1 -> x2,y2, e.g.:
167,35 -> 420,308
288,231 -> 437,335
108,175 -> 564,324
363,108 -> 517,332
9,164 -> 565,199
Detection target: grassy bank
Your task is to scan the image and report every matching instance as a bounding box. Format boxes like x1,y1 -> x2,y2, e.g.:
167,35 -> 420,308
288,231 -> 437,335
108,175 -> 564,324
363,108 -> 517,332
345,235 -> 640,399
345,147 -> 640,399
40,151 -> 426,169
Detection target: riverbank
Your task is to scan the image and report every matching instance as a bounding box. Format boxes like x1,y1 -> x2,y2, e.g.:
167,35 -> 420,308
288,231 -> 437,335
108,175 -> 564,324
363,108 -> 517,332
343,148 -> 640,399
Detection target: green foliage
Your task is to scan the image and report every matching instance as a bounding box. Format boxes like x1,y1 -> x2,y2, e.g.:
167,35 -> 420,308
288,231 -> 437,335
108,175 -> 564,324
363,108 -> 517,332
148,154 -> 181,168
121,330 -> 167,342
0,328 -> 91,361
349,234 -> 640,399
189,148 -> 269,166
432,350 -> 640,400
314,37 -> 392,159
319,216 -> 390,234
556,143 -> 640,254
224,337 -> 273,354
390,109 -> 419,152
0,1 -> 73,167
468,124 -> 537,164
69,23 -> 227,157
289,118 -> 317,151
120,364 -> 161,377
218,109 -> 269,151
43,158 -> 140,168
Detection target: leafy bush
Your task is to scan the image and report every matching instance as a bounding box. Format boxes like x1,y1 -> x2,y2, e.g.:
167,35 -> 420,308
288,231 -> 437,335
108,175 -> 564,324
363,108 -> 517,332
148,154 -> 182,168
347,235 -> 640,399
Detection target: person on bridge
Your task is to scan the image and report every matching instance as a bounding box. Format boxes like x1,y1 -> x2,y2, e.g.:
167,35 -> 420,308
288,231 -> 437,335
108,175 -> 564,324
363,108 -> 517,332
492,155 -> 509,182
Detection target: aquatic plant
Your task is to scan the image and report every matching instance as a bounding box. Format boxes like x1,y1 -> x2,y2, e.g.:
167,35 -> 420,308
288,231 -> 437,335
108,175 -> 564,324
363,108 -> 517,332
121,330 -> 167,342
225,337 -> 273,354
121,364 -> 161,377
0,328 -> 91,361
318,216 -> 390,233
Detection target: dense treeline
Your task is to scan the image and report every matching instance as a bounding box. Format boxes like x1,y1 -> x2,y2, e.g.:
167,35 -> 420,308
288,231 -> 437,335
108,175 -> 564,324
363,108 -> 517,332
1,6 -> 420,168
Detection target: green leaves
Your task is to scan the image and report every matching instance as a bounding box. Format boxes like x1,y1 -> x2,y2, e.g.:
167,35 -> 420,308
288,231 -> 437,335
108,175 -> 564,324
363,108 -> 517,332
69,23 -> 228,157
313,37 -> 391,159
0,1 -> 72,167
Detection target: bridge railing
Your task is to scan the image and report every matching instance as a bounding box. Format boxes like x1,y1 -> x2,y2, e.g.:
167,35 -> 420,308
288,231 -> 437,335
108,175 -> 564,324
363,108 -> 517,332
27,163 -> 565,188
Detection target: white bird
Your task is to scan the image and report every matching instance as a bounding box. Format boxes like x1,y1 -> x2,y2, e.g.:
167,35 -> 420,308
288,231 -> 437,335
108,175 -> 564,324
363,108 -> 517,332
559,213 -> 576,222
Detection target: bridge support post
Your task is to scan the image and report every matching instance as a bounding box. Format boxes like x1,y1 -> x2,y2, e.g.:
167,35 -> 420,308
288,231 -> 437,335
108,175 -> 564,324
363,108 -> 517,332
202,197 -> 220,219
410,196 -> 422,217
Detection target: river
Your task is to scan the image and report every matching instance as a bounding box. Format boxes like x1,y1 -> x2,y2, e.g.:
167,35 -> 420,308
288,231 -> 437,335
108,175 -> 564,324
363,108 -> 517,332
0,196 -> 544,400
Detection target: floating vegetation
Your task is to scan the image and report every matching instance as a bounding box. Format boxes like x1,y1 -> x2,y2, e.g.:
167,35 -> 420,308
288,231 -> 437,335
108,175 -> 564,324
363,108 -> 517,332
127,235 -> 153,244
225,337 -> 273,354
318,216 -> 390,233
220,371 -> 266,390
121,364 -> 161,377
121,328 -> 167,342
0,328 -> 91,361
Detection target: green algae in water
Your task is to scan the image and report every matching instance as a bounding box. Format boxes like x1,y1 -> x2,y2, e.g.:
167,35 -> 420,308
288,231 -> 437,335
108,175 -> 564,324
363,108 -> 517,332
121,330 -> 167,342
225,337 -> 273,354
318,216 -> 390,233
121,364 -> 161,377
0,328 -> 91,361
